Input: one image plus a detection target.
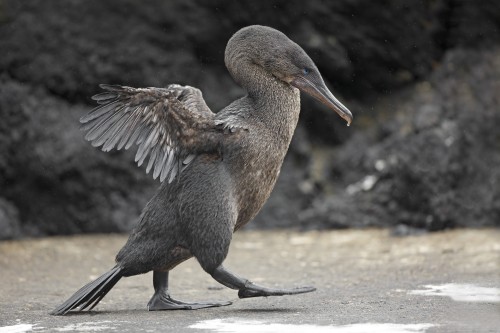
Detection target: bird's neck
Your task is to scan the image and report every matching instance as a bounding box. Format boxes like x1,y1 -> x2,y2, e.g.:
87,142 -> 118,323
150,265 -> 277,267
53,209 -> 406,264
231,61 -> 301,144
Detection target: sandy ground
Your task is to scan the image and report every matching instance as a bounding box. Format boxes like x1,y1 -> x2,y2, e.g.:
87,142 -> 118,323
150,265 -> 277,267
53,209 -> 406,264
0,229 -> 499,332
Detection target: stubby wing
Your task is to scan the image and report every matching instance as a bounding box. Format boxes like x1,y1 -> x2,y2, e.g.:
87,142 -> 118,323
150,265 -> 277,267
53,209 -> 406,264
80,84 -> 221,183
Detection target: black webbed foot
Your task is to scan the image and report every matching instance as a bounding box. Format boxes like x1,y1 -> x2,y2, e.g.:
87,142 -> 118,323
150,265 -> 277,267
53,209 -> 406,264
147,292 -> 231,311
210,265 -> 316,299
238,281 -> 316,298
148,270 -> 231,311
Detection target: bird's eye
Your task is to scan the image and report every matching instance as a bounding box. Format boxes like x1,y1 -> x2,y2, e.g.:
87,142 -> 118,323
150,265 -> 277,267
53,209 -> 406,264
302,68 -> 310,75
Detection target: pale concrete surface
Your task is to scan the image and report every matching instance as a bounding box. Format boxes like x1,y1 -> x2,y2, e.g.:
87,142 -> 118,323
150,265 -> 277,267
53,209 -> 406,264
0,229 -> 499,332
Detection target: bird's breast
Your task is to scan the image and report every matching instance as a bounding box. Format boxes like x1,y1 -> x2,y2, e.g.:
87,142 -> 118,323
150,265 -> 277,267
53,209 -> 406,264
223,125 -> 292,231
217,86 -> 300,230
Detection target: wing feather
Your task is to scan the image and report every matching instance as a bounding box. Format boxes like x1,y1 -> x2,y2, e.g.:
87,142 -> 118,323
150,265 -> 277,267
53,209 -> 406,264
116,111 -> 141,150
81,100 -> 121,123
153,147 -> 168,180
81,84 -> 222,183
161,148 -> 176,182
85,106 -> 127,142
125,120 -> 147,150
102,113 -> 130,152
168,161 -> 179,183
146,144 -> 160,174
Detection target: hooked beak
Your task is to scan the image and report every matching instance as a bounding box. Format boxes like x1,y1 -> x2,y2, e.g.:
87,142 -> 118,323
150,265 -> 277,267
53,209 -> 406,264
291,76 -> 353,126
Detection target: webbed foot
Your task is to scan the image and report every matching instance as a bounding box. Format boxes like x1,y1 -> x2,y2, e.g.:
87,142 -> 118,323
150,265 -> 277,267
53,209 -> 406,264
238,281 -> 316,298
147,292 -> 231,311
210,265 -> 316,299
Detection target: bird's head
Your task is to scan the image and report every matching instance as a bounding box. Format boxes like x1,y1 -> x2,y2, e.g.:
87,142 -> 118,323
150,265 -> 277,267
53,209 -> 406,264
226,25 -> 353,126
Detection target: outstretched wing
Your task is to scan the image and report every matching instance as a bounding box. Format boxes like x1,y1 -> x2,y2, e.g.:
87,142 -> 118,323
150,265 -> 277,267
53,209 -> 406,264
80,84 -> 222,183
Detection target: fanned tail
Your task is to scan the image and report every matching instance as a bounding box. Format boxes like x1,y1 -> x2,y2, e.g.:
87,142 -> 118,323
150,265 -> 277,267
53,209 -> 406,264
50,266 -> 123,316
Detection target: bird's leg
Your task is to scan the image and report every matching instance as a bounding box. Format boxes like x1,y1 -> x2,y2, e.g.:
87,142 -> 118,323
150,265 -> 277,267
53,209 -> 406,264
210,265 -> 316,299
147,271 -> 231,311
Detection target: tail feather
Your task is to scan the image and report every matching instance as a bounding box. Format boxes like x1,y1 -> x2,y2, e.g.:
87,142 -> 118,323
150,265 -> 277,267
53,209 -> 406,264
80,268 -> 121,311
50,266 -> 123,316
86,277 -> 118,311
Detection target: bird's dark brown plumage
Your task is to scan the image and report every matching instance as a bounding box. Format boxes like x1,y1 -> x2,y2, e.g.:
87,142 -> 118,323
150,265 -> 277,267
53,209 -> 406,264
51,25 -> 352,316
81,84 -> 220,183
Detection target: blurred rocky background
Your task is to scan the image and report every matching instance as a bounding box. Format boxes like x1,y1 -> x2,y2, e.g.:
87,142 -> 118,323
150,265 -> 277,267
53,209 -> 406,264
0,0 -> 499,239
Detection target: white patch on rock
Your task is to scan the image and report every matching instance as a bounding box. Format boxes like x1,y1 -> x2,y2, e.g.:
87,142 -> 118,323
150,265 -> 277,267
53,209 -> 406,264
409,283 -> 500,302
190,319 -> 434,333
0,324 -> 33,333
53,321 -> 117,332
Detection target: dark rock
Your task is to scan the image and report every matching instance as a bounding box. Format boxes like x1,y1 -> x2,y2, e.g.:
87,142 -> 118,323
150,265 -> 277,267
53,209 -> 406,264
0,1 -> 499,238
303,48 -> 500,230
0,198 -> 21,239
0,76 -> 156,237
